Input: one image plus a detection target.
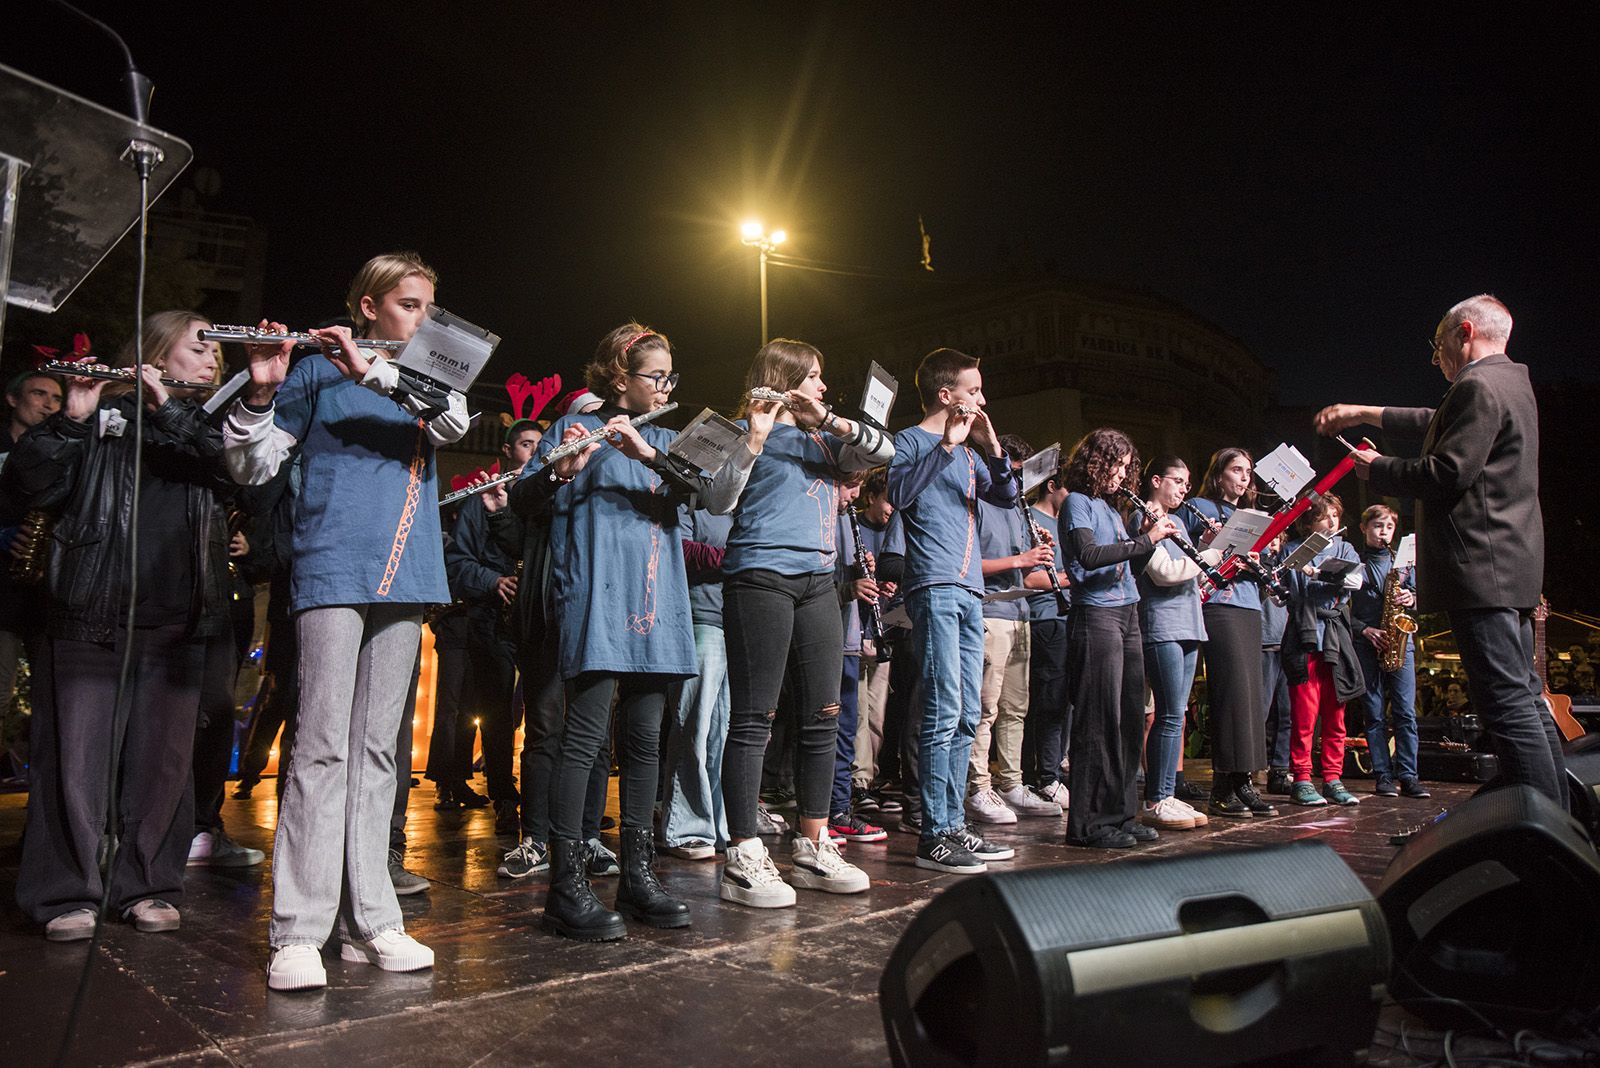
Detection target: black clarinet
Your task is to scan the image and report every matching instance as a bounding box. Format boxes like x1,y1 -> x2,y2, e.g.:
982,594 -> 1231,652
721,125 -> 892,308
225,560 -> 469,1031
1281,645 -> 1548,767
1175,499 -> 1291,605
1018,498 -> 1070,613
1114,488 -> 1227,595
846,506 -> 893,663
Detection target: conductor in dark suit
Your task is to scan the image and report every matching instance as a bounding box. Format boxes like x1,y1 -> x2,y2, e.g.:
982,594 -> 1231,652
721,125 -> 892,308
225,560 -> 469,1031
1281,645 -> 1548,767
1315,295 -> 1566,805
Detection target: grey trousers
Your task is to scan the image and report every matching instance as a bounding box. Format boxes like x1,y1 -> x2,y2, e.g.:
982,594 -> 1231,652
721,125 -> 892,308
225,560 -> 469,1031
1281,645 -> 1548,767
269,603 -> 421,947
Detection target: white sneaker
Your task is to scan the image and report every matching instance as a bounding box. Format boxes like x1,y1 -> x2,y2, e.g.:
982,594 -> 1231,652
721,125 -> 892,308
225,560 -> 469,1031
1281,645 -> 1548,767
1140,796 -> 1198,830
720,837 -> 797,908
1170,796 -> 1210,827
340,928 -> 434,972
1039,781 -> 1069,807
267,944 -> 327,991
789,832 -> 869,895
964,788 -> 1019,825
188,829 -> 266,867
1000,784 -> 1062,817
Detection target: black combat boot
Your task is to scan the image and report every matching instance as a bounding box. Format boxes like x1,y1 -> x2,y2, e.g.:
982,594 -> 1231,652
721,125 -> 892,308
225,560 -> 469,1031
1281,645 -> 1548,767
542,837 -> 626,941
614,826 -> 691,929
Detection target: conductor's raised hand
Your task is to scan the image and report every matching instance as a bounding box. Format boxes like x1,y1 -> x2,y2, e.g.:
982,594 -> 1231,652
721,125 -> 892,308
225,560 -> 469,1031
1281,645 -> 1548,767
1313,403 -> 1381,437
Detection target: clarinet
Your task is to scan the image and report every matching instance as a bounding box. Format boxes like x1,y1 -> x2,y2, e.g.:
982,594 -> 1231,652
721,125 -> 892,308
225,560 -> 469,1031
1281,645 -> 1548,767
846,506 -> 892,663
1018,498 -> 1070,613
1114,488 -> 1227,595
1177,500 -> 1290,605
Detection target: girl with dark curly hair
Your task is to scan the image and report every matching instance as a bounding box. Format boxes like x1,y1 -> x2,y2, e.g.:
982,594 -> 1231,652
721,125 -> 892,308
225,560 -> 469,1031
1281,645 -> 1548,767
1059,428 -> 1180,848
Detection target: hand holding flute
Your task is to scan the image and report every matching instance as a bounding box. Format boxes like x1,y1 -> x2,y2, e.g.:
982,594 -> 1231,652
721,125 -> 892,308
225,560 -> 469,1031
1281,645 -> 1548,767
544,403 -> 679,478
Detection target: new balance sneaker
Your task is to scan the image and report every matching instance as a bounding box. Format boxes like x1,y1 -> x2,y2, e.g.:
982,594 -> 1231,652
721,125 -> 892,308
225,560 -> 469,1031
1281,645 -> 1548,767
829,812 -> 888,843
1290,780 -> 1329,806
340,928 -> 434,972
956,827 -> 1015,861
388,849 -> 430,895
1321,780 -> 1361,807
789,832 -> 870,894
585,837 -> 621,877
915,834 -> 987,874
267,944 -> 327,991
1038,781 -> 1069,808
964,788 -> 1019,825
188,829 -> 266,868
497,836 -> 549,878
720,837 -> 797,908
1000,784 -> 1063,817
1140,796 -> 1197,830
662,839 -> 717,860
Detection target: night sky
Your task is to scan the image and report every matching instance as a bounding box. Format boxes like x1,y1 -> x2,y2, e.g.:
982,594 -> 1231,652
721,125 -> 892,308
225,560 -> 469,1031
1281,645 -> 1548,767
6,3 -> 1597,413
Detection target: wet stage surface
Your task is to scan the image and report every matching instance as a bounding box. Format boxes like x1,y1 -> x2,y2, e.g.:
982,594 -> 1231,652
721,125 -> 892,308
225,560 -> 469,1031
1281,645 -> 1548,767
0,772 -> 1506,1066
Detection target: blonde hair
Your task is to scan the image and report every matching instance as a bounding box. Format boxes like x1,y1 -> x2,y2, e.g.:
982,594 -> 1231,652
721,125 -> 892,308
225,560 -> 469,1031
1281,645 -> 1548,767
346,251 -> 438,337
585,323 -> 671,399
736,338 -> 822,418
111,310 -> 219,394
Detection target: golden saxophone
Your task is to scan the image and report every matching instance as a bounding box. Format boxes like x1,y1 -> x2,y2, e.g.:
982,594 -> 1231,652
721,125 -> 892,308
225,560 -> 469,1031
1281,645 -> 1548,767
1379,555 -> 1418,672
8,509 -> 54,584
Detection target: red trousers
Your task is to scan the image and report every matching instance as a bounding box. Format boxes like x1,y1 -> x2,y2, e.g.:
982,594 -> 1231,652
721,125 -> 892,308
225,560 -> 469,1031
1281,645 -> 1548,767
1290,652 -> 1347,783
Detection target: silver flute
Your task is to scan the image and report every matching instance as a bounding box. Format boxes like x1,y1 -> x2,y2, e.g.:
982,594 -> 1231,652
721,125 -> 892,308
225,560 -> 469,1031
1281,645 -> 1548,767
543,403 -> 679,463
199,325 -> 406,351
42,360 -> 221,391
748,386 -> 798,408
438,470 -> 523,508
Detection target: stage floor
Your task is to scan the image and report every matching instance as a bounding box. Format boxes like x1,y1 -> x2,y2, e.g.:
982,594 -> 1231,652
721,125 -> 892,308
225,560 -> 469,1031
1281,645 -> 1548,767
0,771 -> 1521,1066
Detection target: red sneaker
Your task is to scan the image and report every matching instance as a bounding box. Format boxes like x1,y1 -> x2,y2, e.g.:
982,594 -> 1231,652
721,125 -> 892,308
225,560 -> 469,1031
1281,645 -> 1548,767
829,812 -> 888,843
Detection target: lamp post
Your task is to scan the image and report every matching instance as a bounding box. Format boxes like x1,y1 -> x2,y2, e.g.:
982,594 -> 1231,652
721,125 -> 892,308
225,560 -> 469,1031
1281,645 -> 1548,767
740,220 -> 786,346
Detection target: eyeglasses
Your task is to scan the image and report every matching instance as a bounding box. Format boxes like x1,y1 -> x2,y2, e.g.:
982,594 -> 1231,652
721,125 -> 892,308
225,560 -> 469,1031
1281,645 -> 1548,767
1427,335 -> 1444,359
628,370 -> 680,392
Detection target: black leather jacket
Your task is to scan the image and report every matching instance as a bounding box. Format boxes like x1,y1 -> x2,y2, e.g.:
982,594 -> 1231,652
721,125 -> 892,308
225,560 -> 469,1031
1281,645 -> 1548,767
0,395 -> 234,643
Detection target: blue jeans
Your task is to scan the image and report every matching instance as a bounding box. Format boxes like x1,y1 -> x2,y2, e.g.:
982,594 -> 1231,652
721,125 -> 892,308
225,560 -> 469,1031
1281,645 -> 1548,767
660,623 -> 730,849
908,585 -> 985,839
1355,639 -> 1419,782
832,654 -> 861,818
1263,648 -> 1291,769
1144,640 -> 1198,802
1449,607 -> 1567,806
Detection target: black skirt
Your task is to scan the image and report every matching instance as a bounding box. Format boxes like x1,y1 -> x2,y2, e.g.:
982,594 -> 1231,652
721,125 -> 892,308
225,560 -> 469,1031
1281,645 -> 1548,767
1202,603 -> 1265,773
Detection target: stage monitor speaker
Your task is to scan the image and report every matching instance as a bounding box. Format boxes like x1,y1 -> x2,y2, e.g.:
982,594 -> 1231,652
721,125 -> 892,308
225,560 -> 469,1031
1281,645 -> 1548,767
1564,744 -> 1600,842
878,841 -> 1390,1067
1377,784 -> 1600,1030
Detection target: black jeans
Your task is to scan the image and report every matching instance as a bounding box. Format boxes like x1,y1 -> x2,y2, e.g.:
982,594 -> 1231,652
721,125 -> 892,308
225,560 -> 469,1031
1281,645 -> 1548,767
18,626 -> 204,923
192,632 -> 244,833
1450,607 -> 1568,806
237,612 -> 298,791
1024,617 -> 1072,788
389,649 -> 423,853
553,672 -> 666,840
1065,604 -> 1145,842
723,570 -> 844,839
516,637 -> 606,843
425,643 -> 470,784
465,631 -> 519,802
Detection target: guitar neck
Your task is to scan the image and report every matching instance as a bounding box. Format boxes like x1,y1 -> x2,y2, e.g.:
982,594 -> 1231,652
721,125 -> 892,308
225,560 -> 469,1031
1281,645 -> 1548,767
1534,605 -> 1551,689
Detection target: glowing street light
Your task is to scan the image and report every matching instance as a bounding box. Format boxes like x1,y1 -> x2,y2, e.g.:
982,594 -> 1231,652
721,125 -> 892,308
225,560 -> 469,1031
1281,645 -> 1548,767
740,221 -> 787,345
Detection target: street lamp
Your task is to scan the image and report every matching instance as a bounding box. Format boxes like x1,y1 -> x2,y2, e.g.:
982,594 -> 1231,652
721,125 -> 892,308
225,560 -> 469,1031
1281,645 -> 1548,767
740,220 -> 787,345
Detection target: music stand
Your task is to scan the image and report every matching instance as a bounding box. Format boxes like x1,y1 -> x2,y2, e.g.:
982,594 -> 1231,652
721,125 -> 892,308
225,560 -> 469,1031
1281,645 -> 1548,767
0,62 -> 191,345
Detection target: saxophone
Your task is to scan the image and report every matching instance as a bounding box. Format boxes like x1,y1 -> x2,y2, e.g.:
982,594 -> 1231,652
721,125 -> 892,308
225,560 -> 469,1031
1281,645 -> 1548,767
1378,557 -> 1418,672
8,510 -> 54,585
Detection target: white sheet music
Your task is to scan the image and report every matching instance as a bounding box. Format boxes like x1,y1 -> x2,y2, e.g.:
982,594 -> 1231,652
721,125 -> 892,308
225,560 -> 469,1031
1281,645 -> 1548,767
1257,443 -> 1315,500
395,305 -> 499,392
862,362 -> 899,428
1394,533 -> 1417,570
1021,443 -> 1060,495
1215,508 -> 1273,557
1278,531 -> 1331,573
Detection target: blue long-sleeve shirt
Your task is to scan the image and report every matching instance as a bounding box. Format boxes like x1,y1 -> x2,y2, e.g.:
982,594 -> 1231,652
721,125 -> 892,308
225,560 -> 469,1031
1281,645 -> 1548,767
888,426 -> 1017,596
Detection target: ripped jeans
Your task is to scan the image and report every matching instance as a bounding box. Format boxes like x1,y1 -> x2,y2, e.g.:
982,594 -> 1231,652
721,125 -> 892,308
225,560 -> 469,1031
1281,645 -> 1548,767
722,569 -> 844,840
